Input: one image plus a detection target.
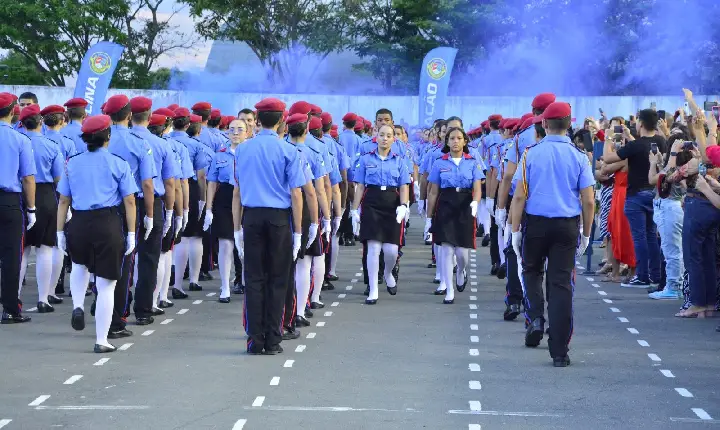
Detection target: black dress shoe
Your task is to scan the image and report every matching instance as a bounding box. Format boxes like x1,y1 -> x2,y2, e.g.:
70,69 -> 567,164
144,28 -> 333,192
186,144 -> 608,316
496,262 -> 507,280
171,288 -> 188,299
94,343 -> 117,354
434,289 -> 447,295
322,281 -> 335,291
37,302 -> 55,313
490,263 -> 499,276
247,348 -> 264,355
456,271 -> 468,292
108,328 -> 133,339
263,345 -> 284,355
378,275 -> 384,285
443,298 -> 454,304
346,238 -> 356,246
232,283 -> 245,294
326,274 -> 339,281
365,298 -> 378,305
387,286 -> 397,296
427,262 -> 436,268
310,301 -> 324,309
188,283 -> 202,291
304,308 -> 313,318
90,300 -> 96,317
218,297 -> 231,304
48,295 -> 63,305
158,300 -> 174,309
295,315 -> 311,327
553,356 -> 571,367
169,266 -> 176,285
199,271 -> 213,281
503,304 -> 521,321
71,308 -> 85,331
136,316 -> 155,326
364,286 -> 370,296
1,311 -> 31,324
283,328 -> 300,340
525,318 -> 545,347
481,234 -> 491,247
433,278 -> 441,284
392,264 -> 400,282
151,307 -> 165,316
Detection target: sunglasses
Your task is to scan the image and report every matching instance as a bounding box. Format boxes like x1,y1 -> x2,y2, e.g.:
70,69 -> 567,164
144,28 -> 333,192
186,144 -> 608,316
229,127 -> 247,134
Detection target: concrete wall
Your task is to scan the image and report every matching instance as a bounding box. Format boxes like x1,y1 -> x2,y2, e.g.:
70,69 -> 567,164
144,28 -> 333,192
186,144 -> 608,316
3,85 -> 717,128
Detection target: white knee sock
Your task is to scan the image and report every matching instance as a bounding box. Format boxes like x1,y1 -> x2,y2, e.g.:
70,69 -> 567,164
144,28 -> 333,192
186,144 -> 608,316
188,237 -> 203,284
367,241 -> 382,300
295,256 -> 312,316
154,252 -> 166,307
434,244 -> 441,281
19,246 -> 31,294
498,230 -> 506,264
478,199 -> 490,234
70,263 -> 90,310
329,235 -> 340,276
173,241 -> 189,292
434,244 -> 446,291
35,245 -> 54,304
159,250 -> 173,302
219,239 -> 233,298
310,255 -> 325,303
441,244 -> 456,300
94,276 -> 116,347
381,243 -> 398,289
504,221 -> 511,248
455,247 -> 469,285
49,247 -> 64,297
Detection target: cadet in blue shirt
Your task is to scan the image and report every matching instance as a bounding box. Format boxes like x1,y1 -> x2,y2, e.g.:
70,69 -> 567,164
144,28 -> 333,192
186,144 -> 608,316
338,113 -> 364,246
18,105 -> 64,314
207,109 -> 230,150
231,98 -> 308,354
41,105 -> 77,160
349,124 -> 410,304
0,93 -> 37,324
481,115 -> 505,275
55,114 -> 138,354
192,102 -> 224,153
62,98 -> 89,154
509,102 -> 595,367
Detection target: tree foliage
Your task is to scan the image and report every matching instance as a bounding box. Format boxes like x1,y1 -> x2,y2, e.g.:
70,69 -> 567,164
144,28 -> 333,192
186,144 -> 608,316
0,52 -> 49,85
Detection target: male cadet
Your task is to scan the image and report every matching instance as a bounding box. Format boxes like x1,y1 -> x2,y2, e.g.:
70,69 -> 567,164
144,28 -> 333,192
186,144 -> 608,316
319,112 -> 346,286
482,114 -> 505,275
238,108 -> 257,136
14,92 -> 44,133
510,102 -> 594,368
231,98 -> 307,355
104,94 -> 157,336
338,112 -> 362,246
63,98 -> 89,153
208,108 -> 230,149
130,97 -> 179,320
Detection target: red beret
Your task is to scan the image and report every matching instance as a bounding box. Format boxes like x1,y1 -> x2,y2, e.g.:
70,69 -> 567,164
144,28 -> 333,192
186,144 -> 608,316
81,115 -> 111,134
192,102 -> 211,111
321,112 -> 332,126
541,102 -> 571,120
286,113 -> 309,126
13,104 -> 20,115
19,105 -> 41,121
173,107 -> 191,118
167,104 -> 179,111
255,98 -> 286,112
520,117 -> 534,130
0,92 -> 17,110
189,114 -> 202,123
309,117 -> 323,130
330,128 -> 338,139
149,114 -> 167,127
481,120 -> 489,127
363,119 -> 371,128
289,101 -> 311,115
130,96 -> 153,114
104,95 -> 130,115
331,124 -> 338,130
153,107 -> 175,117
706,146 -> 720,167
219,116 -> 232,128
342,112 -> 358,122
354,117 -> 365,131
310,104 -> 322,115
532,115 -> 543,125
520,112 -> 534,123
64,97 -> 88,108
488,114 -> 503,121
225,115 -> 237,125
40,105 -> 65,116
532,93 -> 556,110
210,108 -> 221,119
282,110 -> 289,122
499,119 -> 507,129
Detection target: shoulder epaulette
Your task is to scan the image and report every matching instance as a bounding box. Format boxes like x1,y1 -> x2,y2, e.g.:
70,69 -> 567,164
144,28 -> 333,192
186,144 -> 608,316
129,131 -> 145,141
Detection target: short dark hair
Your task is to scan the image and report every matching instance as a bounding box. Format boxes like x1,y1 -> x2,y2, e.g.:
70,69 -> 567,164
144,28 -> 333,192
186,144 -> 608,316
489,120 -> 501,130
109,104 -> 131,123
535,123 -> 546,139
238,108 -> 254,116
19,92 -> 38,103
322,123 -> 331,133
258,111 -> 283,128
193,108 -> 211,122
43,113 -> 64,127
638,108 -> 658,131
173,117 -> 190,129
67,107 -> 86,121
376,108 -> 393,120
82,128 -> 111,152
208,117 -> 221,127
446,116 -> 463,126
343,120 -> 356,129
0,101 -> 16,118
148,125 -> 165,136
21,114 -> 42,131
131,111 -> 151,124
355,130 -> 363,137
310,129 -> 322,139
187,123 -> 201,137
288,122 -> 307,138
545,117 -> 571,132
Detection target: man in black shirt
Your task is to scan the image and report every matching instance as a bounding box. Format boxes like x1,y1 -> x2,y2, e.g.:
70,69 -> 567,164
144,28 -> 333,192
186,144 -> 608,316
602,109 -> 662,287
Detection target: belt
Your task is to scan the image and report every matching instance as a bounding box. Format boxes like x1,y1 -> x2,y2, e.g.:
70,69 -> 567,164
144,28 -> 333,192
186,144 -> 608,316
441,187 -> 472,193
0,189 -> 20,195
367,185 -> 398,192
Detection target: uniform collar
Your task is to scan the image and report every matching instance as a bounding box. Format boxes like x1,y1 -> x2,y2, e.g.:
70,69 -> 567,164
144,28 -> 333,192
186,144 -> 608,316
372,149 -> 396,159
441,153 -> 473,160
26,130 -> 43,136
111,124 -> 129,132
258,129 -> 278,137
0,121 -> 11,129
541,134 -> 571,144
132,125 -> 149,132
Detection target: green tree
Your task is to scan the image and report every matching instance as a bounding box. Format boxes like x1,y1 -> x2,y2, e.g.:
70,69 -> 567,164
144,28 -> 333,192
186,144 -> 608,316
0,52 -> 48,85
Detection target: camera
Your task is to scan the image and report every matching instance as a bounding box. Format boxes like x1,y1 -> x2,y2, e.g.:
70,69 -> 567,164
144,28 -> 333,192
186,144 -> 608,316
683,141 -> 696,150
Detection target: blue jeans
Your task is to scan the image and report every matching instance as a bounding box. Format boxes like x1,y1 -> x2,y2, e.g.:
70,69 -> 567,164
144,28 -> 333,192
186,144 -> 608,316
682,196 -> 720,307
653,199 -> 684,291
624,190 -> 661,282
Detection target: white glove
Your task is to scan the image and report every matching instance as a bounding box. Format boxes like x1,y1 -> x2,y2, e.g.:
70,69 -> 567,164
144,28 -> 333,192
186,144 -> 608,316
203,210 -> 214,231
307,223 -> 318,248
322,218 -> 331,242
56,231 -> 67,255
182,209 -> 189,231
485,198 -> 495,213
417,200 -> 425,216
143,215 -> 153,241
26,208 -> 36,230
234,229 -> 244,259
495,208 -> 507,227
162,210 -> 173,237
332,216 -> 341,236
125,232 -> 136,256
292,232 -> 302,260
174,216 -> 183,238
511,230 -> 522,259
470,201 -> 478,218
198,200 -> 206,220
395,204 -> 408,224
66,208 -> 72,223
577,234 -> 591,257
424,217 -> 432,234
350,209 -> 360,236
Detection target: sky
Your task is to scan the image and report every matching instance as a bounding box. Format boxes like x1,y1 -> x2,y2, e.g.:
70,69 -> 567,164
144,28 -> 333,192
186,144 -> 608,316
151,0 -> 213,71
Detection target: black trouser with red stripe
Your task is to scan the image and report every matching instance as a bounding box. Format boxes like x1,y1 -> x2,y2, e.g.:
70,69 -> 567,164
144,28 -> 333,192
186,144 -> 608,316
489,194 -> 500,266
134,198 -> 163,318
504,197 -> 522,306
283,260 -> 296,330
0,191 -> 23,314
112,203 -> 136,332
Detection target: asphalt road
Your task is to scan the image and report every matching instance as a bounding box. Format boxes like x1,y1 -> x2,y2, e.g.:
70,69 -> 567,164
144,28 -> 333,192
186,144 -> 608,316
1,215 -> 719,430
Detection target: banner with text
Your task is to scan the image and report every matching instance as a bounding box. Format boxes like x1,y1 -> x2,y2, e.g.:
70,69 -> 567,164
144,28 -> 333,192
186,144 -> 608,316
418,47 -> 458,127
73,41 -> 125,115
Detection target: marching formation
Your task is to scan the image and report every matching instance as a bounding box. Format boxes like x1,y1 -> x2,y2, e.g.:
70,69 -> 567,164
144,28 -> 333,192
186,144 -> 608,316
0,90 -> 594,367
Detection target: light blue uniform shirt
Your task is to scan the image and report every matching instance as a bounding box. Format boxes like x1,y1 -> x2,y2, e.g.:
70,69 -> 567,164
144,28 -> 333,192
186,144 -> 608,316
27,131 -> 63,184
420,145 -> 444,175
164,136 -> 194,180
44,129 -> 77,160
207,148 -> 236,185
169,131 -> 210,181
132,126 -> 179,197
58,148 -> 138,210
199,126 -> 223,153
234,129 -> 307,209
512,135 -> 595,218
108,125 -> 157,194
506,126 -> 535,165
321,134 -> 344,186
428,153 -> 486,188
354,151 -> 411,187
0,122 -> 36,192
286,138 -> 325,181
62,121 -> 86,154
339,129 -> 362,181
482,131 -> 503,167
306,135 -> 332,177
208,127 -> 230,150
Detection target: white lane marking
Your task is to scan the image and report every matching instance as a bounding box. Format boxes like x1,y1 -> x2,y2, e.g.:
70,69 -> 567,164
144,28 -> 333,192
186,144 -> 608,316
206,292 -> 216,297
160,319 -> 173,325
660,369 -> 675,378
324,311 -> 333,317
577,265 -> 585,270
350,279 -> 358,283
469,304 -> 477,310
192,300 -> 203,304
118,343 -> 133,351
345,286 -> 353,291
26,307 -> 37,312
692,408 -> 712,420
470,314 -> 477,319
598,291 -> 607,296
609,307 -> 620,313
470,324 -> 478,331
470,336 -> 479,343
592,283 -> 600,288
307,333 -> 316,339
471,282 -> 478,286
675,388 -> 693,398
470,275 -> 478,279
35,405 -> 148,410
94,358 -> 110,366
0,419 -> 11,429
648,353 -> 661,362
586,277 -> 594,282
355,273 -> 362,277
469,401 -> 482,411
637,340 -> 649,347
627,328 -> 639,334
469,425 -> 482,430
338,294 -> 346,299
177,308 -> 189,314
471,288 -> 477,293
29,395 -> 51,406
603,299 -> 613,303
295,345 -> 306,352
252,396 -> 265,407
470,269 -> 477,273
470,296 -> 477,301
331,302 -> 339,307
141,330 -> 154,336
283,360 -> 294,368
618,317 -> 629,323
232,419 -> 247,430
63,375 -> 83,385
471,263 -> 477,267
469,349 -> 479,356
469,381 -> 482,390
469,363 -> 481,372
270,377 -> 280,386
316,322 -> 326,327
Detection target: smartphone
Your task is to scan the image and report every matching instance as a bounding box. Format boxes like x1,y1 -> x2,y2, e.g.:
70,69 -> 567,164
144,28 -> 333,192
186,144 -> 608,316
713,106 -> 720,121
683,141 -> 695,150
613,125 -> 623,134
704,101 -> 718,111
650,142 -> 658,154
684,102 -> 692,116
699,164 -> 708,176
657,110 -> 666,120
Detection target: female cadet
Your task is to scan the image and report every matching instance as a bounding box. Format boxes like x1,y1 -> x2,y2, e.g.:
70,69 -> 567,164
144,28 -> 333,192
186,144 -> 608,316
203,118 -> 248,303
56,115 -> 137,353
18,105 -> 63,313
349,124 -> 410,304
426,127 -> 485,304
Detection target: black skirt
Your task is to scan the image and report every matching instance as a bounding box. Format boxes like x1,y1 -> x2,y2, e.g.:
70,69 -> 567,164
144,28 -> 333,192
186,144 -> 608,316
67,207 -> 125,280
297,188 -> 323,259
431,188 -> 476,249
359,185 -> 403,246
26,183 -> 58,248
183,178 -> 206,238
211,182 -> 234,241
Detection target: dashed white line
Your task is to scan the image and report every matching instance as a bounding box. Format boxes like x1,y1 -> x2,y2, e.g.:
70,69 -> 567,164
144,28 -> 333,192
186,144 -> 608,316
577,265 -> 585,270
316,322 -> 326,327
470,336 -> 479,343
345,286 -> 353,291
307,333 -> 316,339
598,291 -> 607,296
118,343 -> 133,351
692,408 -> 712,420
471,282 -> 478,286
252,396 -> 265,407
160,319 -> 173,325
177,308 -> 189,315
660,369 -> 675,378
470,324 -> 478,331
206,292 -> 216,297
471,288 -> 477,293
586,277 -> 594,282
141,330 -> 155,336
469,381 -> 482,390
469,349 -> 479,356
94,358 -> 110,366
470,296 -> 477,301
469,304 -> 477,310
469,425 -> 482,430
469,401 -> 482,411
637,340 -> 649,347
675,388 -> 693,398
350,279 -> 358,283
627,328 -> 639,334
338,294 -> 346,299
470,269 -> 477,273
602,299 -> 613,303
331,302 -> 339,307
283,360 -> 294,368
470,275 -> 478,279
270,377 -> 280,386
469,363 -> 481,372
592,283 -> 600,288
648,353 -> 661,362
354,272 -> 362,277
232,419 -> 247,430
324,311 -> 333,317
192,300 -> 203,305
26,307 -> 37,312
618,317 -> 629,323
63,375 -> 83,385
0,419 -> 11,429
609,307 -> 620,313
295,345 -> 306,352
29,395 -> 51,406
470,313 -> 477,319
